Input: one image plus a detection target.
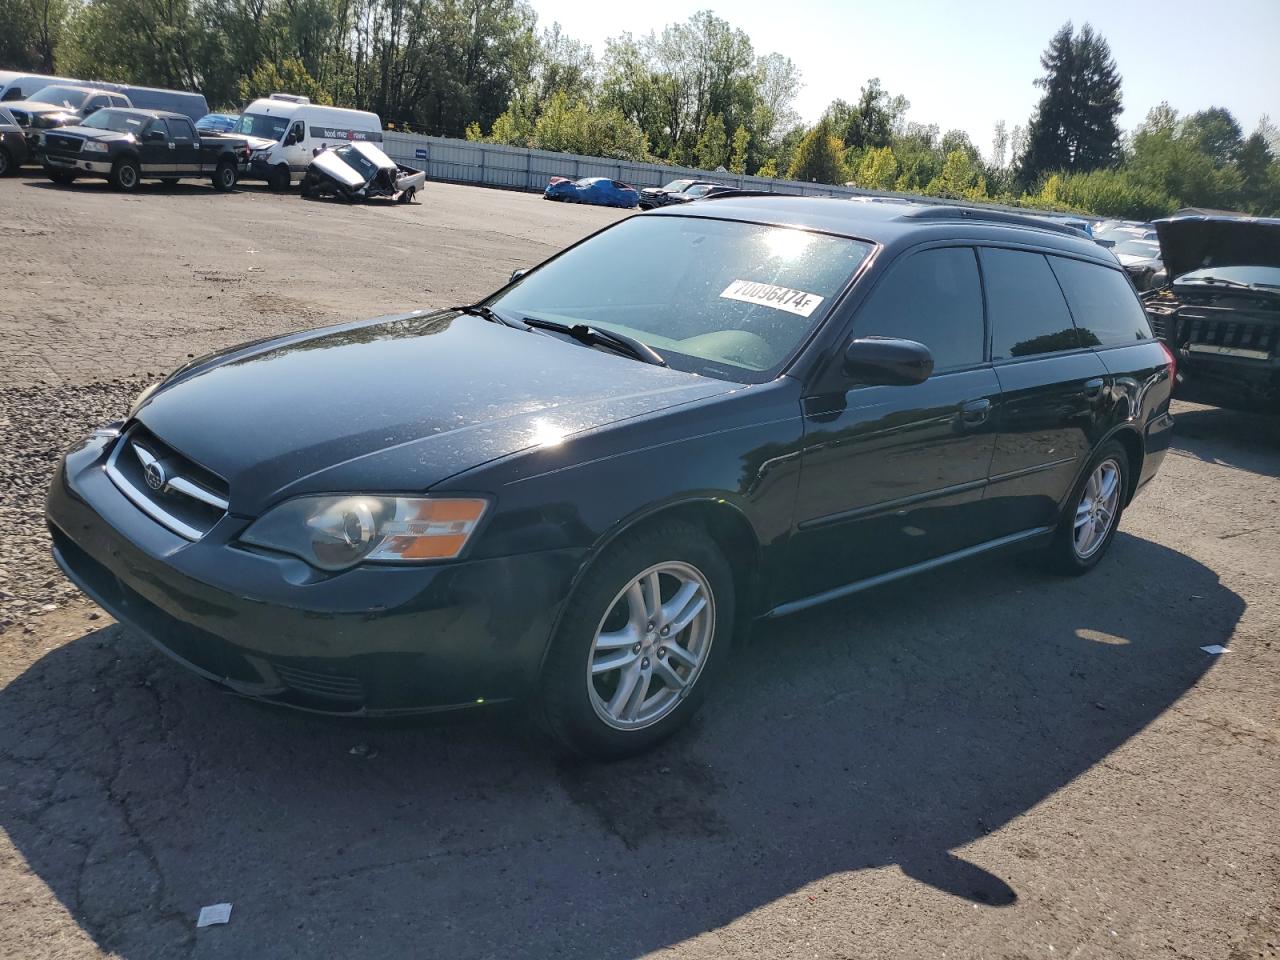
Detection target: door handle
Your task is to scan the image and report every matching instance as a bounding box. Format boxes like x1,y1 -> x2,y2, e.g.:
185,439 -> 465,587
1082,377 -> 1105,399
959,398 -> 991,424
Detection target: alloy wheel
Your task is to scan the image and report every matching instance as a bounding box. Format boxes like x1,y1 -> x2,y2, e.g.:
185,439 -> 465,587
1074,458 -> 1122,559
587,561 -> 715,730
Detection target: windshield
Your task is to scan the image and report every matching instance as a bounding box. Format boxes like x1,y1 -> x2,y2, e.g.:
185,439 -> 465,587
661,179 -> 692,192
332,143 -> 380,179
81,109 -> 146,134
29,85 -> 89,109
236,111 -> 289,141
1112,239 -> 1160,258
491,216 -> 872,383
1177,265 -> 1280,287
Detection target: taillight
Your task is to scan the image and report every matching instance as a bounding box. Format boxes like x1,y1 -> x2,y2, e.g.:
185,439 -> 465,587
1159,339 -> 1177,386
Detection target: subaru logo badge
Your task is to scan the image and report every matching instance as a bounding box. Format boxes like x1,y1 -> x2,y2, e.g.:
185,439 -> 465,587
144,460 -> 166,491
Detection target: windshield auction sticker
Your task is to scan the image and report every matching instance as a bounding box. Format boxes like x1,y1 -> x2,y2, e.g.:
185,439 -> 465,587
720,280 -> 825,317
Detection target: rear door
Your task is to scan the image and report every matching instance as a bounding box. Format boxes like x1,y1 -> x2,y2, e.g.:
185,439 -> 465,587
980,246 -> 1111,536
783,245 -> 1000,602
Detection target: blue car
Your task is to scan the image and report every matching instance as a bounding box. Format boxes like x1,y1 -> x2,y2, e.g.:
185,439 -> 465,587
543,176 -> 639,208
195,112 -> 239,134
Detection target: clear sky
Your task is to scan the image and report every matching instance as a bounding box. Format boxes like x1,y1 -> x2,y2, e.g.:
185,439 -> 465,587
527,0 -> 1280,159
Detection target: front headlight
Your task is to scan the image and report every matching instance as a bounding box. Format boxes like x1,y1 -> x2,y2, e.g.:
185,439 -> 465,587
241,495 -> 489,570
82,141 -> 109,153
252,149 -> 271,160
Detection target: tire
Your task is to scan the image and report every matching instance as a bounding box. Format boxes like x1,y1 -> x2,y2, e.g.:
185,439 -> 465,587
212,160 -> 236,192
268,164 -> 290,191
0,147 -> 11,176
46,169 -> 74,185
109,158 -> 140,192
540,520 -> 735,759
1047,440 -> 1130,575
398,186 -> 415,204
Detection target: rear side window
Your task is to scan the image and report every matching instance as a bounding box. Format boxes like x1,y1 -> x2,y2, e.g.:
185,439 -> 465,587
981,247 -> 1079,360
169,118 -> 195,139
853,246 -> 985,371
1048,257 -> 1153,347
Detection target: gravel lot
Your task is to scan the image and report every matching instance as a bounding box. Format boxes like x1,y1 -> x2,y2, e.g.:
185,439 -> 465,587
1,171 -> 1277,960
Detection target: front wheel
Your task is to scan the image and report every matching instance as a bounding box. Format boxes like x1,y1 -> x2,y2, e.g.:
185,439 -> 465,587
540,520 -> 734,759
212,160 -> 236,192
46,169 -> 74,185
109,158 -> 140,192
1048,440 -> 1129,574
0,147 -> 12,176
268,164 -> 290,191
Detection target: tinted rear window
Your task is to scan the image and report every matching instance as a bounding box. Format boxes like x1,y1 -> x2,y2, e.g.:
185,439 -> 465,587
981,247 -> 1079,360
854,246 -> 985,371
1048,257 -> 1152,347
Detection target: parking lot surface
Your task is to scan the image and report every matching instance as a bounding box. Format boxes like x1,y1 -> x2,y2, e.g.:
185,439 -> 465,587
1,173 -> 1277,960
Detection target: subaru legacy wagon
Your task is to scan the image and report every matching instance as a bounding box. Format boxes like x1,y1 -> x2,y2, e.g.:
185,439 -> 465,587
47,198 -> 1176,757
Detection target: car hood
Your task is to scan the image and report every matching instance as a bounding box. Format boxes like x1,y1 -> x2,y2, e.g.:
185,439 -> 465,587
1155,215 -> 1280,281
134,310 -> 734,514
49,125 -> 133,143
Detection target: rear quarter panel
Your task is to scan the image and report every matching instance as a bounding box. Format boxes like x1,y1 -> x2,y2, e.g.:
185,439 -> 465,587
1094,340 -> 1175,494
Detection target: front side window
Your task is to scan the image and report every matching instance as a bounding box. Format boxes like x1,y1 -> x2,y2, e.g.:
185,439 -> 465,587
491,216 -> 872,383
852,246 -> 985,372
982,247 -> 1079,360
1048,257 -> 1152,348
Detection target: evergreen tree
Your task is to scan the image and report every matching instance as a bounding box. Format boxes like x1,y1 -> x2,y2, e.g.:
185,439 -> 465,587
1018,22 -> 1122,186
787,118 -> 845,184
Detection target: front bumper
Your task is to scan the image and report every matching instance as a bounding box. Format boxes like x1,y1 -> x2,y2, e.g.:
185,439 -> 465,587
47,431 -> 585,715
42,151 -> 112,174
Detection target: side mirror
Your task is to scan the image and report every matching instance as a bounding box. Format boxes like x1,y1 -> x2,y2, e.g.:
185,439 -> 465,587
145,129 -> 166,142
844,337 -> 933,386
509,268 -> 527,282
82,105 -> 99,116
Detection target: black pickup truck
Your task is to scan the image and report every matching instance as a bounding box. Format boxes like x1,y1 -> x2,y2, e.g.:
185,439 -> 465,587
38,107 -> 253,192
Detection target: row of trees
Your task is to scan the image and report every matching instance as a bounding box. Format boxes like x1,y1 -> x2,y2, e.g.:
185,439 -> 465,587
3,0 -> 1277,216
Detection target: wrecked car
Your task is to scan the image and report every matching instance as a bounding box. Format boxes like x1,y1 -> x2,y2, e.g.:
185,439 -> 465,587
1142,214 -> 1280,411
544,176 -> 639,208
300,141 -> 424,203
1109,237 -> 1166,291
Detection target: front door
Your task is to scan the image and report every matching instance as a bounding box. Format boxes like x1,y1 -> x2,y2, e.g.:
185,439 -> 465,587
782,245 -> 999,604
138,118 -> 173,176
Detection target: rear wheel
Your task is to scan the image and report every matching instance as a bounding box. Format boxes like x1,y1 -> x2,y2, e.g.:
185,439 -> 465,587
1048,440 -> 1129,574
268,164 -> 290,191
398,186 -> 415,204
212,160 -> 236,192
540,520 -> 734,759
109,158 -> 140,192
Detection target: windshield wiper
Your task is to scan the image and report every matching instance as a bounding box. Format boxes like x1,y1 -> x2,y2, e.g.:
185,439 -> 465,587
522,316 -> 667,366
1180,275 -> 1252,289
452,303 -> 528,330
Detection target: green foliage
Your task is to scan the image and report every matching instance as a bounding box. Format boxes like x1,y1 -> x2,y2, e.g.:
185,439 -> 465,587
238,58 -> 331,106
824,78 -> 909,152
1035,169 -> 1171,219
729,124 -> 750,174
926,148 -> 987,200
854,146 -> 898,190
1019,22 -> 1123,185
0,0 -> 70,71
529,90 -> 649,160
695,114 -> 728,169
755,158 -> 779,179
787,118 -> 846,184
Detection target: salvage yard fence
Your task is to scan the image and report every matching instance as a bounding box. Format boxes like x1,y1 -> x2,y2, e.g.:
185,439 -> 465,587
381,132 -> 1087,219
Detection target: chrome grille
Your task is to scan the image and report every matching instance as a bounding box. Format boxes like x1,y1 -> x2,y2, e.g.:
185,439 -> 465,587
105,426 -> 229,539
44,133 -> 82,153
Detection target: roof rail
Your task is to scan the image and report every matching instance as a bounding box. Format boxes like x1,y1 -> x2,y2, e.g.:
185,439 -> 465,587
697,189 -> 798,201
269,92 -> 310,104
900,204 -> 1088,237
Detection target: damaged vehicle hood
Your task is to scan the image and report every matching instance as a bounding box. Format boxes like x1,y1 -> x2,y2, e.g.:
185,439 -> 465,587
1155,215 -> 1280,281
133,310 -> 733,514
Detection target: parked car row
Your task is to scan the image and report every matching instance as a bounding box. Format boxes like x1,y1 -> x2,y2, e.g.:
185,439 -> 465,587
0,74 -> 425,202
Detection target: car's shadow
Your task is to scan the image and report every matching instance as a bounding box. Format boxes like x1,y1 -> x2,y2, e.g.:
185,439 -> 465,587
0,533 -> 1237,958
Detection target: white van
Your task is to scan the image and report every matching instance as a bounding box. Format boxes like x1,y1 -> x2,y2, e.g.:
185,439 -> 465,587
236,94 -> 383,190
